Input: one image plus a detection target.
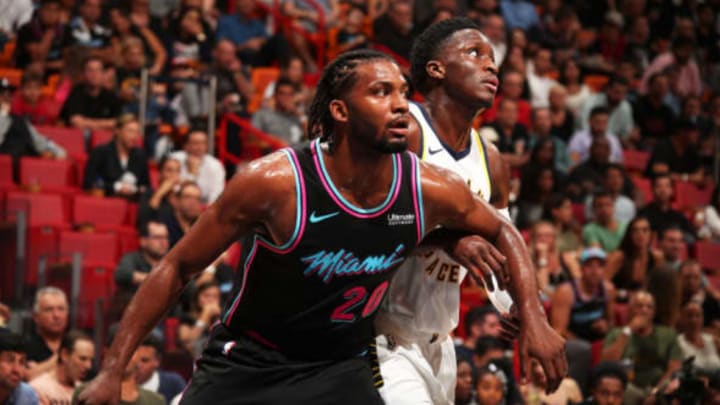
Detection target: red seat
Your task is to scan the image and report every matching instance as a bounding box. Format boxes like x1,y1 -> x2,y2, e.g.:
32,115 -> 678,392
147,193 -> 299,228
72,195 -> 129,226
90,130 -> 114,148
6,192 -> 69,284
35,126 -> 85,156
0,154 -> 13,185
674,181 -> 713,211
622,149 -> 650,173
20,157 -> 77,188
631,176 -> 653,206
572,203 -> 586,225
59,230 -> 118,264
696,241 -> 720,272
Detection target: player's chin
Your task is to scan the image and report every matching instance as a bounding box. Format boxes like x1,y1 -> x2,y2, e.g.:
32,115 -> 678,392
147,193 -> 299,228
474,92 -> 496,109
375,135 -> 408,154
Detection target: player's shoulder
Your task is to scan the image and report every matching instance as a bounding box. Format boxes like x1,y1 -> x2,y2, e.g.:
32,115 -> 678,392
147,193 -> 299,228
223,148 -> 298,201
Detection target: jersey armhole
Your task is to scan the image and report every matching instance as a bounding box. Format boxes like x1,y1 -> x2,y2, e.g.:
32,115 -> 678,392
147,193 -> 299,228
475,131 -> 493,197
255,148 -> 306,253
411,154 -> 426,243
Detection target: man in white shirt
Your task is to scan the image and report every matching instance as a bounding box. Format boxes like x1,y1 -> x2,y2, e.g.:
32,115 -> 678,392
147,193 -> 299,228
171,130 -> 226,204
526,48 -> 558,108
568,106 -> 623,166
578,75 -> 634,141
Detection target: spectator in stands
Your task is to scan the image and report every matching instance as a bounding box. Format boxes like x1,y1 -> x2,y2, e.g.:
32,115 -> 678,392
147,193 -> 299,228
656,226 -> 686,272
82,113 -> 150,198
11,71 -> 61,125
252,77 -> 304,145
0,78 -> 66,181
30,330 -> 95,405
25,287 -> 68,380
482,98 -> 529,168
335,6 -> 369,54
171,130 -> 225,204
551,247 -> 615,343
72,336 -> 164,405
0,302 -> 9,328
521,358 -> 583,405
680,260 -> 720,329
60,56 -> 121,131
624,16 -> 650,72
135,335 -> 186,403
558,58 -> 593,119
638,174 -> 695,240
474,362 -> 508,405
632,72 -> 676,147
640,36 -> 702,98
137,156 -> 181,230
209,39 -> 253,116
590,11 -> 626,71
283,0 -> 341,72
218,0 -> 284,67
547,84 -> 575,143
566,137 -> 611,202
109,7 -> 167,77
481,14 -> 507,67
481,70 -> 531,128
14,0 -> 65,73
372,0 -> 416,61
526,48 -> 557,108
115,221 -> 170,293
177,281 -> 221,358
581,362 -> 627,405
578,76 -> 634,142
454,358 -> 475,405
698,185 -> 720,240
568,106 -> 623,166
527,107 -> 569,174
455,306 -> 503,363
677,301 -> 720,372
471,336 -> 506,371
601,291 -> 682,403
607,216 -> 662,294
499,0 -> 538,31
585,164 -> 635,224
645,118 -> 704,184
542,194 -> 582,256
169,7 -> 213,66
530,220 -> 579,299
61,0 -> 112,59
160,181 -> 202,247
166,57 -> 211,129
0,0 -> 33,39
582,190 -> 627,251
0,330 -> 39,405
261,55 -> 311,113
516,165 -> 557,229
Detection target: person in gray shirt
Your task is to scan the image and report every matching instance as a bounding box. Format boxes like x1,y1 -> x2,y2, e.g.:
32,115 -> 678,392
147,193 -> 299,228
251,77 -> 304,145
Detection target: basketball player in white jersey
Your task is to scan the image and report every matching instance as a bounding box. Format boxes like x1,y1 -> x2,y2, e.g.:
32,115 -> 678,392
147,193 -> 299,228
375,18 -> 557,405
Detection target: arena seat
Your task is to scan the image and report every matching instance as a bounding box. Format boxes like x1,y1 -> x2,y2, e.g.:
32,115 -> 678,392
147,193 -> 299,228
90,129 -> 115,148
696,241 -> 720,272
20,157 -> 77,188
631,176 -> 653,205
59,230 -> 119,264
72,195 -> 138,255
248,67 -> 280,114
674,181 -> 713,211
0,68 -> 22,87
0,154 -> 16,213
622,149 -> 650,174
35,126 -> 86,156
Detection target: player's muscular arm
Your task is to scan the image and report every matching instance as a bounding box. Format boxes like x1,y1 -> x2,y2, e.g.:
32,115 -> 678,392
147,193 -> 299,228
420,162 -> 567,394
78,151 -> 297,405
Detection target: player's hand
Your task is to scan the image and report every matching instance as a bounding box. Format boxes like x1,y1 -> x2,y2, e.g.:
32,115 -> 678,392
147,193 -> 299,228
519,315 -> 567,395
76,370 -> 122,405
449,235 -> 507,291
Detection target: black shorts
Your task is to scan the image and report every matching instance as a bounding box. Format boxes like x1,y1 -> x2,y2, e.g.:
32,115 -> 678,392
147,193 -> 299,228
179,326 -> 384,405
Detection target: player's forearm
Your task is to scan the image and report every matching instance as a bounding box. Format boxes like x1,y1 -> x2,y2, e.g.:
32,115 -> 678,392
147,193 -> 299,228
100,259 -> 185,376
496,223 -> 544,318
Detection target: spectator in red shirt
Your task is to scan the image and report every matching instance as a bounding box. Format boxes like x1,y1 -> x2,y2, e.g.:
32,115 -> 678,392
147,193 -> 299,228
480,70 -> 531,127
10,71 -> 60,125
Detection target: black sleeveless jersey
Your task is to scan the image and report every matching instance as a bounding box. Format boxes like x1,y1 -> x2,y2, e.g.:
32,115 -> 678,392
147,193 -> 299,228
221,140 -> 425,361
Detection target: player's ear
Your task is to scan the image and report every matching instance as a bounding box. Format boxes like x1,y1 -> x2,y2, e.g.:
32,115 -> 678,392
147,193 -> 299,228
426,60 -> 445,80
329,99 -> 349,123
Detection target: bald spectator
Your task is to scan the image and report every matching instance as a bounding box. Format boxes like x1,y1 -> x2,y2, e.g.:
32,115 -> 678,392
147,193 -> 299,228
0,330 -> 39,405
30,331 -> 95,405
25,288 -> 68,380
171,130 -> 225,204
601,291 -> 682,404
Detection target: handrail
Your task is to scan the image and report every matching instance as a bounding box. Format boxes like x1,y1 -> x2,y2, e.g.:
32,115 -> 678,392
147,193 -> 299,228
274,0 -> 327,67
216,112 -> 288,166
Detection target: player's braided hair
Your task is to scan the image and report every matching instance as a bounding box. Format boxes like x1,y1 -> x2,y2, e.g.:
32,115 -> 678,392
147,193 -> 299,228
410,17 -> 482,95
307,49 -> 395,142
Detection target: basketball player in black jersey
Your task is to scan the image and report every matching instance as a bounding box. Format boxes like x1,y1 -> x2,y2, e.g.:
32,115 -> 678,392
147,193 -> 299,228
78,50 -> 565,405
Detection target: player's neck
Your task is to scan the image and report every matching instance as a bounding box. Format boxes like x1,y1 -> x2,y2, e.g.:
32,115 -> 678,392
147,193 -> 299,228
423,94 -> 478,152
321,137 -> 396,201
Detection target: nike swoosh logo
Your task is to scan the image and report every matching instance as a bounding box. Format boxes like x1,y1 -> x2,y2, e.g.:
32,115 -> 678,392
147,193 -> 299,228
309,211 -> 340,223
428,147 -> 443,155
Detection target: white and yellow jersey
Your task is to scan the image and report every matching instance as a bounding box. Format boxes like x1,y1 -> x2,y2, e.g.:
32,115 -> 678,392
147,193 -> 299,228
376,102 -> 499,337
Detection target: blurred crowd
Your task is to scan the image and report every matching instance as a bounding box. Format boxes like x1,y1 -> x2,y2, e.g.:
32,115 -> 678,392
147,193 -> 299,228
1,0 -> 720,404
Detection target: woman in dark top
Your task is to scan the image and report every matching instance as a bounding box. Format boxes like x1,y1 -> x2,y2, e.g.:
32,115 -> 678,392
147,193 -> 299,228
516,160 -> 559,230
177,281 -> 222,358
548,84 -> 576,142
136,155 -> 181,230
606,216 -> 663,294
